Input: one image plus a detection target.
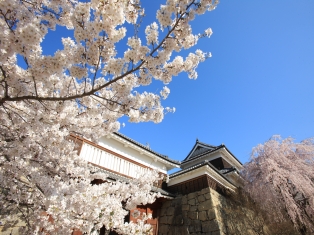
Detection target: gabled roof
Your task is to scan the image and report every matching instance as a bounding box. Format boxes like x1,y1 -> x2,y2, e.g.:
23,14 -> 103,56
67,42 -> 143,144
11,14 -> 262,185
182,139 -> 223,162
181,139 -> 243,170
113,132 -> 181,165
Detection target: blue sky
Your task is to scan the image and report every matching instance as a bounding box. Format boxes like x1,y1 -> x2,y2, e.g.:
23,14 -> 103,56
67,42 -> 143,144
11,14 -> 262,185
118,1 -> 314,165
40,1 -> 314,166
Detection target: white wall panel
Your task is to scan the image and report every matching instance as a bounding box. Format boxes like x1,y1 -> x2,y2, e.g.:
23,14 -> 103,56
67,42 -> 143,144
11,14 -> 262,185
79,142 -> 147,178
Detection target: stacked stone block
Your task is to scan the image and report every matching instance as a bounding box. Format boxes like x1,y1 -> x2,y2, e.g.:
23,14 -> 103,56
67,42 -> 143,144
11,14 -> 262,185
158,186 -> 269,235
158,188 -> 222,235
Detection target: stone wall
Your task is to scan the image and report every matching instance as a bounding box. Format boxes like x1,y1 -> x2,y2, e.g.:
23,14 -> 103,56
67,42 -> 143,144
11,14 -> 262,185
158,187 -> 268,235
158,187 -> 221,235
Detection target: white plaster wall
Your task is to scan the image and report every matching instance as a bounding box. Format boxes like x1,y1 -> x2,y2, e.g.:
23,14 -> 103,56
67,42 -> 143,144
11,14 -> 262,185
80,142 -> 149,178
97,136 -> 170,174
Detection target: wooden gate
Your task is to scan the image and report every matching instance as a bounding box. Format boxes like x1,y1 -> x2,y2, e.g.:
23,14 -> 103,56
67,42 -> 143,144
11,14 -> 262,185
129,199 -> 163,235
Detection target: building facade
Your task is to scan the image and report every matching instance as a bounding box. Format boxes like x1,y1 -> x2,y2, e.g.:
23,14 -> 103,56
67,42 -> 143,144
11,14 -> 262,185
71,133 -> 243,235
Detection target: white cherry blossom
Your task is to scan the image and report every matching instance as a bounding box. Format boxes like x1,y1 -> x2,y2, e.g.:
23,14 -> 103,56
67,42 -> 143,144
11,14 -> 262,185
0,0 -> 219,234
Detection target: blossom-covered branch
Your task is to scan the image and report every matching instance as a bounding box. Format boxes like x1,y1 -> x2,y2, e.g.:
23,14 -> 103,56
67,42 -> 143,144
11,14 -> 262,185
0,0 -> 218,234
242,136 -> 314,235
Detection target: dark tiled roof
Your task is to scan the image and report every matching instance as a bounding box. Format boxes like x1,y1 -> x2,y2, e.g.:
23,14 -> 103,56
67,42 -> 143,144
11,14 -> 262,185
195,140 -> 217,149
169,160 -> 236,187
114,132 -> 180,165
90,166 -> 175,197
182,143 -> 224,163
152,186 -> 175,197
90,165 -> 131,182
182,141 -> 243,166
183,139 -> 218,162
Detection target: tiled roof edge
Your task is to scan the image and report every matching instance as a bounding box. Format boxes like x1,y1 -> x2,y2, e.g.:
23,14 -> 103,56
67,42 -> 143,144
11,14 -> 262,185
90,166 -> 175,197
113,132 -> 181,165
169,160 -> 236,187
196,140 -> 217,149
181,145 -> 224,164
222,146 -> 243,166
182,140 -> 219,162
152,186 -> 175,197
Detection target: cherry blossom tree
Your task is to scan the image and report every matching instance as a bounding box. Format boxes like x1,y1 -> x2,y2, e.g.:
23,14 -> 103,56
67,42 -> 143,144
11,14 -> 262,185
242,136 -> 314,235
0,0 -> 218,234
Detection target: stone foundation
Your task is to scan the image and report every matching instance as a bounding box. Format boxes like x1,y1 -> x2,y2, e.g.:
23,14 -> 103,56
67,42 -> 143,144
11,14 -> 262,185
158,188 -> 221,235
158,187 -> 267,235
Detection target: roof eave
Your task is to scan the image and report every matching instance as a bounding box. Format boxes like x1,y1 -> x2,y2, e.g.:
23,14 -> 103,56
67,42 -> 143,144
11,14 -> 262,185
222,146 -> 243,167
181,146 -> 243,171
110,132 -> 180,167
168,161 -> 237,190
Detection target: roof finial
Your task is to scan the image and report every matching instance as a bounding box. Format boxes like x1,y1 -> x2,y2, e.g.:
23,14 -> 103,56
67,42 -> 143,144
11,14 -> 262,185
196,138 -> 199,142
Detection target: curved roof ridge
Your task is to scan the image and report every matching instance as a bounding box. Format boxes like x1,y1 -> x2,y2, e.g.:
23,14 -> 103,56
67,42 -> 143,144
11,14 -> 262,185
182,144 -> 243,167
186,145 -> 223,162
196,139 -> 217,148
113,132 -> 181,165
183,139 -> 222,162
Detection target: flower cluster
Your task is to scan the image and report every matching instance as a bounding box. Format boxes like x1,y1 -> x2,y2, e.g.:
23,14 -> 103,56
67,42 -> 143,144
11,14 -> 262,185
243,136 -> 314,233
0,0 -> 218,234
